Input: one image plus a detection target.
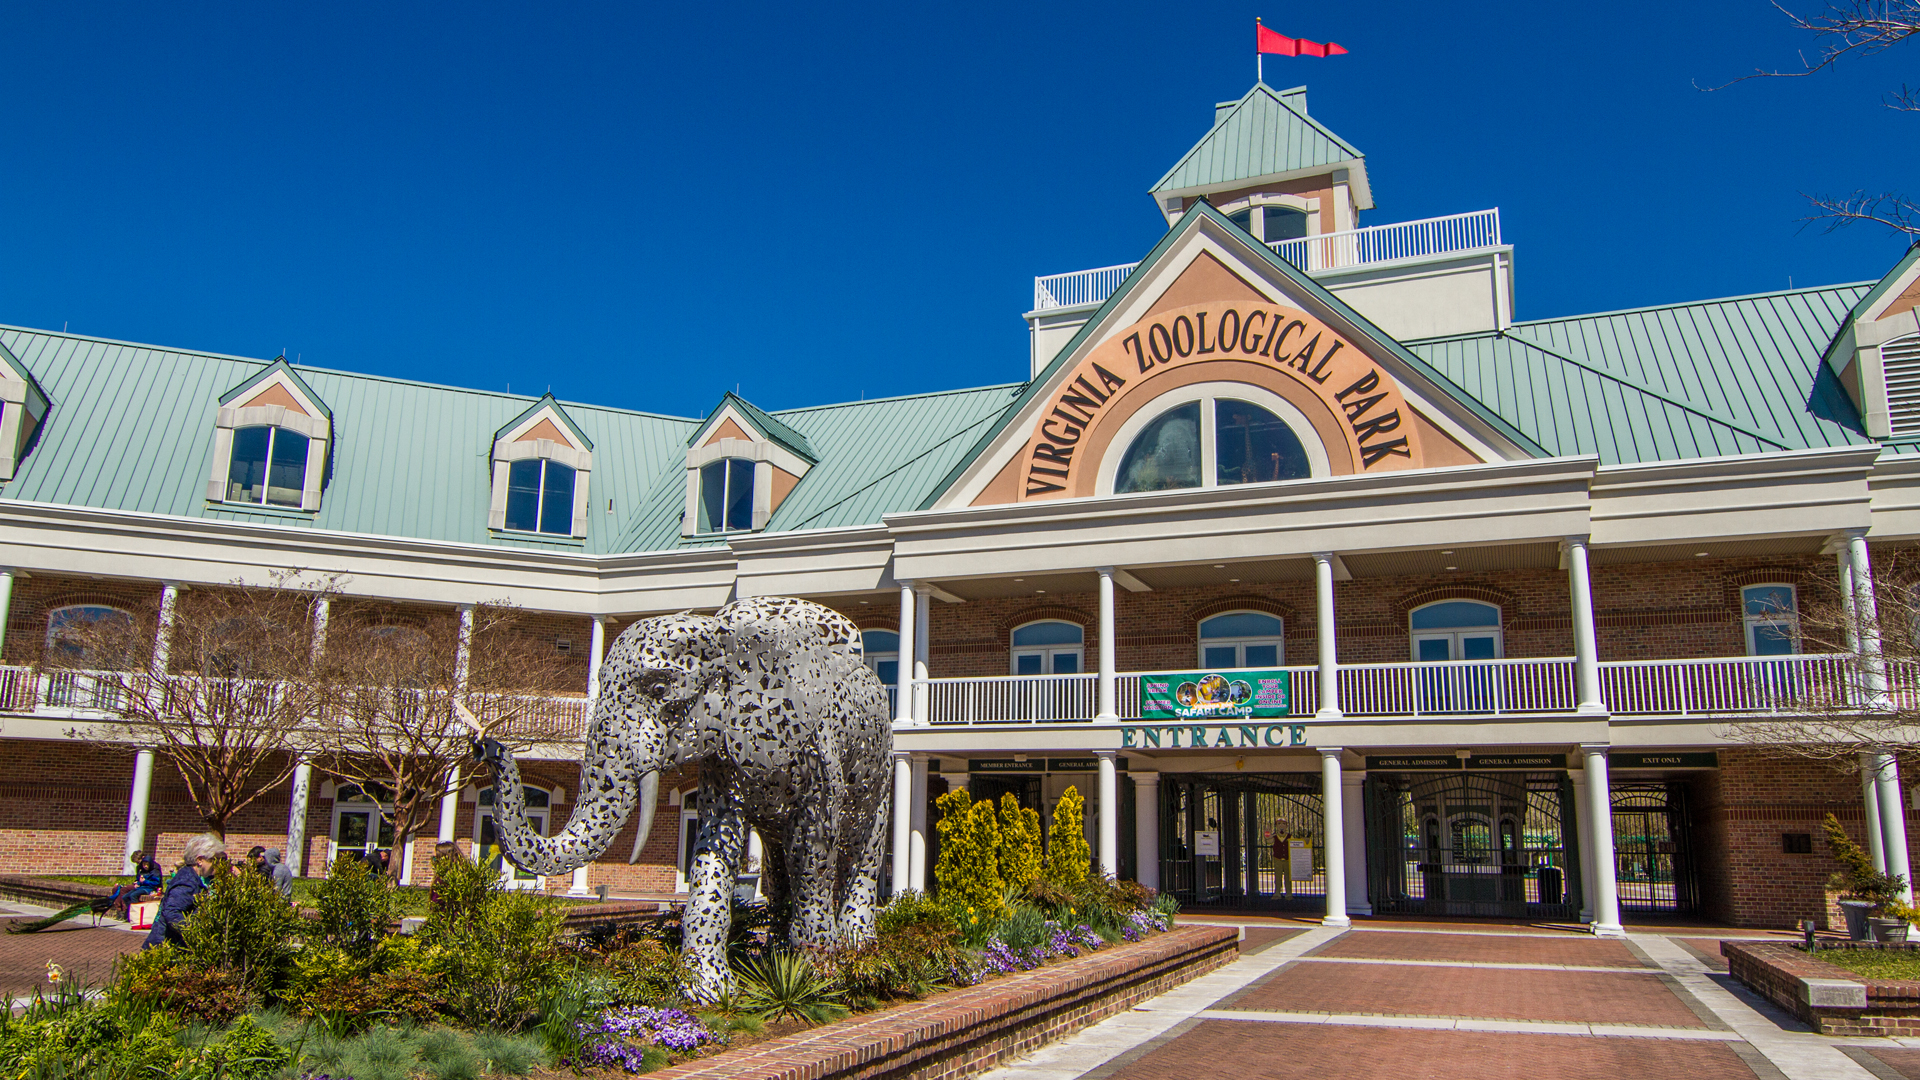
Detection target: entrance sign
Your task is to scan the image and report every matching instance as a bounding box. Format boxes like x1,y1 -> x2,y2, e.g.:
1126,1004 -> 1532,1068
1121,723 -> 1307,748
970,758 -> 1130,773
1195,829 -> 1221,856
1610,751 -> 1718,770
1144,669 -> 1290,719
1365,755 -> 1461,770
1287,838 -> 1313,880
1467,754 -> 1566,770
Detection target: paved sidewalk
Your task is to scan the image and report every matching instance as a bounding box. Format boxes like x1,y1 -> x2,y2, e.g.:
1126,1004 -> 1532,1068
980,918 -> 1900,1080
0,901 -> 144,998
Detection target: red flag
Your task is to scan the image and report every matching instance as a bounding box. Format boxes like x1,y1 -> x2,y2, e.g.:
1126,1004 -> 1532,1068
1257,22 -> 1346,58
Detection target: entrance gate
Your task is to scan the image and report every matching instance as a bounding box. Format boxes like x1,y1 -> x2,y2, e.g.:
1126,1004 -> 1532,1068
1161,774 -> 1323,911
1611,782 -> 1696,913
1365,771 -> 1582,920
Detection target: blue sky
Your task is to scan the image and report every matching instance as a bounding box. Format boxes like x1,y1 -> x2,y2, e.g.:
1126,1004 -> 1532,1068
1,3 -> 1915,419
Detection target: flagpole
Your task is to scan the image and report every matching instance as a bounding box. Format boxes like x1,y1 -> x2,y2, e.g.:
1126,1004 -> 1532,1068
1256,17 -> 1263,83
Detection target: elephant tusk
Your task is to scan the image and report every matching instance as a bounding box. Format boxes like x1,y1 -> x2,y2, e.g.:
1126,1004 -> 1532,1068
452,699 -> 485,736
628,771 -> 660,864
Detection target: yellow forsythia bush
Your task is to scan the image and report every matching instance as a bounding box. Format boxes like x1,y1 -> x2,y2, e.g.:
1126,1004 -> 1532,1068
1045,785 -> 1091,890
998,793 -> 1044,894
934,788 -> 1005,920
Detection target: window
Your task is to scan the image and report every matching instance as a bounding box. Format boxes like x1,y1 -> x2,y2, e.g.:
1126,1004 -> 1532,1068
1410,600 -> 1503,661
45,605 -> 134,666
1743,584 -> 1798,656
1011,620 -> 1083,675
226,426 -> 309,507
331,783 -> 395,865
698,458 -> 756,533
1199,611 -> 1284,668
1224,203 -> 1312,243
1110,390 -> 1320,495
503,458 -> 577,534
861,629 -> 900,686
476,785 -> 551,888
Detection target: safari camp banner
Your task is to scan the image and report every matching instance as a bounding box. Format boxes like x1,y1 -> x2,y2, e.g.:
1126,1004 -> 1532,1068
1142,669 -> 1290,720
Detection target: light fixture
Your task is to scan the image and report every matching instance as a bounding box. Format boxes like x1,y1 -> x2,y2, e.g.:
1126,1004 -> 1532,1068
1445,565 -> 1458,571
1695,552 -> 1710,557
859,600 -> 870,605
1213,564 -> 1226,569
1036,589 -> 1046,594
1014,578 -> 1024,582
1229,578 -> 1240,583
1441,550 -> 1454,555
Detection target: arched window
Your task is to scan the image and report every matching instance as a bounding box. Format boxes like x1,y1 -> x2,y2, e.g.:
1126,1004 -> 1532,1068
1011,620 -> 1083,675
1109,389 -> 1320,495
861,629 -> 900,686
45,604 -> 135,666
226,425 -> 310,507
476,784 -> 552,889
504,458 -> 577,535
1225,204 -> 1311,243
1198,611 -> 1284,668
1742,584 -> 1798,657
1409,600 -> 1502,661
698,458 -> 755,533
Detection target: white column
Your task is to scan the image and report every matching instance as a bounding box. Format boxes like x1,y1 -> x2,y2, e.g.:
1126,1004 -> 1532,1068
152,582 -> 181,675
1313,554 -> 1340,719
895,584 -> 916,724
1133,772 -> 1160,889
1839,544 -> 1863,654
908,755 -> 930,892
124,749 -> 155,868
400,838 -> 417,885
454,604 -> 475,690
438,764 -> 462,843
1096,751 -> 1119,878
1849,531 -> 1891,706
1096,567 -> 1117,719
1570,772 -> 1595,923
1319,749 -> 1350,926
0,568 -> 16,660
287,757 -> 312,876
890,752 -> 912,895
1582,745 -> 1624,936
567,757 -> 594,896
1567,536 -> 1606,715
586,618 -> 607,701
1874,753 -> 1914,904
913,585 -> 931,723
1864,751 -> 1889,874
1342,769 -> 1371,915
309,597 -> 330,660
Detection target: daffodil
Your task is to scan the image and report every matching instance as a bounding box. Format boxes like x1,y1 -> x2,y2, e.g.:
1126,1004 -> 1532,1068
44,962 -> 62,985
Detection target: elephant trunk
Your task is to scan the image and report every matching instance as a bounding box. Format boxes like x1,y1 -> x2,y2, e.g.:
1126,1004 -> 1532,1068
473,699 -> 647,876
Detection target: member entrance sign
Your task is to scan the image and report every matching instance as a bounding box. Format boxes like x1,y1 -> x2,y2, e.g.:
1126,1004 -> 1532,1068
1143,669 -> 1290,720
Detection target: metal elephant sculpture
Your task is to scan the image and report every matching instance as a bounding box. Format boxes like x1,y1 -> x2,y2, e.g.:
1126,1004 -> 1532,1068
471,596 -> 894,1000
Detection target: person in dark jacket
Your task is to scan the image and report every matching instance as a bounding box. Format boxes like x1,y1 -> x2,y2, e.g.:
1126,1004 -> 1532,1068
110,850 -> 166,920
142,833 -> 225,949
261,847 -> 294,899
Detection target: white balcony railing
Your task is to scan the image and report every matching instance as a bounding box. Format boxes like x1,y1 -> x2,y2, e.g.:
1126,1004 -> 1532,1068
909,653 -> 1868,725
1031,208 -> 1503,312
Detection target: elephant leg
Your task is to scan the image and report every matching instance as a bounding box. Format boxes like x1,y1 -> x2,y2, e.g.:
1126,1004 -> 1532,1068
837,794 -> 889,946
683,788 -> 748,1003
784,803 -> 842,949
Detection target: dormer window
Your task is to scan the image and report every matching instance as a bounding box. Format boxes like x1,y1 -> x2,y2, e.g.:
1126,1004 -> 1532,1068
504,458 -> 577,535
206,358 -> 332,512
488,395 -> 593,539
697,458 -> 755,533
227,426 -> 310,507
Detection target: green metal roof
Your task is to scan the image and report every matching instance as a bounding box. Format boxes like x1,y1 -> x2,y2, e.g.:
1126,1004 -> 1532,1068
690,391 -> 818,463
495,393 -> 594,451
1405,284 -> 1875,464
1151,83 -> 1363,194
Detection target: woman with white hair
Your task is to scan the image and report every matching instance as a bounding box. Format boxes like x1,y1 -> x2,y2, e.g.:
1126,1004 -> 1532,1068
141,833 -> 226,949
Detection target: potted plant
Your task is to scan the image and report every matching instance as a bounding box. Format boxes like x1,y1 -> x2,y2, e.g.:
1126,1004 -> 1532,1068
1823,814 -> 1910,941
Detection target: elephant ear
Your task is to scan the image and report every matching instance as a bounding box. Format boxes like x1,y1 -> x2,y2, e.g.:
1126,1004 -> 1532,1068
715,597 -> 863,664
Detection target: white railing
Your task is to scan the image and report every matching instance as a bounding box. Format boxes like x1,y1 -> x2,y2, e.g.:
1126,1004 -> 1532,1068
1338,657 -> 1577,718
1600,654 -> 1856,717
1271,208 -> 1501,273
913,652 -> 1875,725
1033,263 -> 1136,312
1030,208 -> 1503,311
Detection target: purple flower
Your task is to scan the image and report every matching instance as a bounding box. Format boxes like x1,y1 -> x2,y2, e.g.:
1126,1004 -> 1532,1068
578,1005 -> 721,1071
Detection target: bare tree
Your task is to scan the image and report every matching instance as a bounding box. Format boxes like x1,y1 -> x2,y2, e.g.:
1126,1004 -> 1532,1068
308,602 -> 580,878
1725,551 -> 1920,769
1703,1 -> 1920,236
43,574 -> 330,839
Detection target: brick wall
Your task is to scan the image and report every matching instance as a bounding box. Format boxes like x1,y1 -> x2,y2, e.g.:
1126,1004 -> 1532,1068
3,575 -> 164,667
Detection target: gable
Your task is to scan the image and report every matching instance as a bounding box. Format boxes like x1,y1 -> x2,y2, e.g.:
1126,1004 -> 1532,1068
515,417 -> 571,444
704,417 -> 755,446
239,382 -> 309,415
935,205 -> 1537,510
493,395 -> 592,452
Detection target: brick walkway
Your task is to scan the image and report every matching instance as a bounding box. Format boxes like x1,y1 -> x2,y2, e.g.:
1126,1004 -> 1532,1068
0,906 -> 145,997
983,921 -> 1884,1080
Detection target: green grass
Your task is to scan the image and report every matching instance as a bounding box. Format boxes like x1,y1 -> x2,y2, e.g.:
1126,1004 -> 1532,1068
1817,946 -> 1920,980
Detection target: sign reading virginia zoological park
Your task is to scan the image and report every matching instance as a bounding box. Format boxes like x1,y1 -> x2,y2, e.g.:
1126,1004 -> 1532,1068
1015,301 -> 1426,501
1143,669 -> 1290,720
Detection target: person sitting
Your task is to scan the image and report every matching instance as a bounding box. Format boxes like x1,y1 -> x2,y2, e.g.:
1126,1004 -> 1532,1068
246,846 -> 269,878
108,850 -> 165,921
142,834 -> 225,949
260,847 -> 294,899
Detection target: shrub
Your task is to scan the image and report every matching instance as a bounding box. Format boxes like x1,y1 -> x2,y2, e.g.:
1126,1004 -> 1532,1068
284,944 -> 444,1032
733,951 -> 849,1026
1825,812 -> 1908,909
190,1014 -> 292,1080
816,922 -> 969,1009
312,855 -> 401,957
108,946 -> 251,1025
423,882 -> 568,1029
874,890 -> 957,937
416,1028 -> 484,1080
934,789 -> 1004,927
998,794 -> 1044,895
470,1029 -> 547,1075
607,937 -> 691,1006
0,998 -> 182,1079
177,860 -> 302,997
1044,786 -> 1091,890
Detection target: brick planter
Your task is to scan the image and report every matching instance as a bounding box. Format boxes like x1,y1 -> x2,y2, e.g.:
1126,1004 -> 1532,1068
651,924 -> 1240,1080
1724,940 -> 1920,1036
